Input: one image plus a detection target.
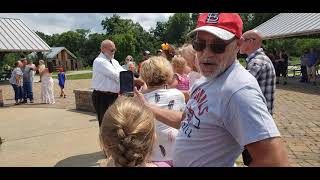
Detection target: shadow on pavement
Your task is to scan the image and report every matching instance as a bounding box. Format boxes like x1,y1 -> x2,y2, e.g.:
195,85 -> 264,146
89,119 -> 97,122
66,109 -> 95,116
54,151 -> 105,167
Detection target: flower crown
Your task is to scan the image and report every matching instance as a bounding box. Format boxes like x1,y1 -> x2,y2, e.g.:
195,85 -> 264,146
161,43 -> 170,51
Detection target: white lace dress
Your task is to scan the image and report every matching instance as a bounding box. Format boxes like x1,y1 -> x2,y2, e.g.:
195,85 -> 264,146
41,73 -> 55,104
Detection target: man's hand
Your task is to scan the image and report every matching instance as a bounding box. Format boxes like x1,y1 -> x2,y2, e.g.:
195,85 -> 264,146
133,77 -> 145,87
134,87 -> 147,105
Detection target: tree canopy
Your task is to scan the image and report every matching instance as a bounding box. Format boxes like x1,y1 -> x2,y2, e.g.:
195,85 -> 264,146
2,13 -> 319,71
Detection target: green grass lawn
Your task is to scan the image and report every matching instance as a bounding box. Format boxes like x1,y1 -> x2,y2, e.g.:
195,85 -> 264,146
53,73 -> 92,80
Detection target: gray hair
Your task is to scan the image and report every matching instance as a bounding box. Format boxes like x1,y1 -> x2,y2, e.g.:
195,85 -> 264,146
127,61 -> 135,66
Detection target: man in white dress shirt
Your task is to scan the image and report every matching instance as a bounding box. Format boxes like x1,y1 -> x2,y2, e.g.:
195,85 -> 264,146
91,39 -> 126,127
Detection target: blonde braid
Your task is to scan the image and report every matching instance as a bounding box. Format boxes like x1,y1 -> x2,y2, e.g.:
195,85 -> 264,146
100,96 -> 155,167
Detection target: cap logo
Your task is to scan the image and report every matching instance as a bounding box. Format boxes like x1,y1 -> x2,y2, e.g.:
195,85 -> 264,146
206,13 -> 219,24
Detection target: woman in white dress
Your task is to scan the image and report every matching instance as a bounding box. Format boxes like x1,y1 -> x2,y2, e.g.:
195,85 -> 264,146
39,61 -> 55,104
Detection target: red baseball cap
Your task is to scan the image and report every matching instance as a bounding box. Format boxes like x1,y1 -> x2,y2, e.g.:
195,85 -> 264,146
188,13 -> 243,40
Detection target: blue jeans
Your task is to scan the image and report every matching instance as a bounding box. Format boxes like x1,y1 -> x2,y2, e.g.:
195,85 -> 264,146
23,82 -> 33,101
11,84 -> 23,102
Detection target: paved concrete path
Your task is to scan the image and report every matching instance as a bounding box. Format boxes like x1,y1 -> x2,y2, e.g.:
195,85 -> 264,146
0,107 -> 104,167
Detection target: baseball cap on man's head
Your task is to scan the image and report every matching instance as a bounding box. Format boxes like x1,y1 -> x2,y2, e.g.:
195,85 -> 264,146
188,13 -> 243,40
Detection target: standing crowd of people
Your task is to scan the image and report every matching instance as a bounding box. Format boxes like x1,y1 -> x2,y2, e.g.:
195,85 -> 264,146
9,59 -> 67,105
92,13 -> 290,167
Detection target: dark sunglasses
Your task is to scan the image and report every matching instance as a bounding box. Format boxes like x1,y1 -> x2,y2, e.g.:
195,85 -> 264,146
192,37 -> 236,54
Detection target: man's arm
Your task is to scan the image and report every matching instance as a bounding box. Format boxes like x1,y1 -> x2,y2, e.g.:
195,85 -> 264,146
134,87 -> 184,129
225,87 -> 289,167
147,104 -> 184,129
246,137 -> 289,167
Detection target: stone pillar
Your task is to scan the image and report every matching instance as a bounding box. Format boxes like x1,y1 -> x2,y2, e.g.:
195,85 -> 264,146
0,89 -> 3,107
73,88 -> 95,112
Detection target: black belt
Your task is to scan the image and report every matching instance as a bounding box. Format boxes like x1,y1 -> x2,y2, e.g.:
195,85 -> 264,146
93,90 -> 118,95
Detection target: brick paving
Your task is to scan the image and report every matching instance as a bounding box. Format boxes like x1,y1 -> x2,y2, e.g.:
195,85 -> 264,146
1,77 -> 320,166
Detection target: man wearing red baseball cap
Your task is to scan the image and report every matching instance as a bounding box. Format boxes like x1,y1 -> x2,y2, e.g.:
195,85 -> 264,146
135,13 -> 288,167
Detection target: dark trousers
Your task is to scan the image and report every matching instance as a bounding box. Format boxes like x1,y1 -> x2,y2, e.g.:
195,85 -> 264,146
301,65 -> 308,82
92,90 -> 118,127
11,84 -> 23,102
23,82 -> 33,101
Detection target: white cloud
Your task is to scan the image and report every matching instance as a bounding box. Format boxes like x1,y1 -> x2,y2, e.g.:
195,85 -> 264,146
0,13 -> 173,35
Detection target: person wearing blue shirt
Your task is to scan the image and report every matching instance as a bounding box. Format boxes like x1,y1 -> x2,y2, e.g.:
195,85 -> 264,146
306,48 -> 318,85
57,68 -> 66,98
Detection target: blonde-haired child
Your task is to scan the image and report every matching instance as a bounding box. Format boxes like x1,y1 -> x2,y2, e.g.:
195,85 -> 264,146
170,55 -> 190,91
100,96 -> 170,167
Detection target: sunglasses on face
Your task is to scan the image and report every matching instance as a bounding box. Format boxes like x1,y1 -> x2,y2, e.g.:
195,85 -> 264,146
192,37 -> 236,54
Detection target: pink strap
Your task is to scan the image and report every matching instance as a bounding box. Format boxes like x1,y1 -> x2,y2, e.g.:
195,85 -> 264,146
153,160 -> 173,167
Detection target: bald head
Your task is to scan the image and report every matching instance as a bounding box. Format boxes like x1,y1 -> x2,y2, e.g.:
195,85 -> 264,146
239,29 -> 264,55
101,39 -> 116,59
101,39 -> 114,49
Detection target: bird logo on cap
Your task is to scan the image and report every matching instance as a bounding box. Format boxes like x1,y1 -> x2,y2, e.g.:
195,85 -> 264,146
206,13 -> 219,24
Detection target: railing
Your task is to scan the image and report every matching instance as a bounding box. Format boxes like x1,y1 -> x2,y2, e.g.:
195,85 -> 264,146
0,71 -> 11,81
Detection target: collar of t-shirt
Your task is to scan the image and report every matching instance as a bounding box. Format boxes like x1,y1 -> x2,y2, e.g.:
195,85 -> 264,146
246,48 -> 263,63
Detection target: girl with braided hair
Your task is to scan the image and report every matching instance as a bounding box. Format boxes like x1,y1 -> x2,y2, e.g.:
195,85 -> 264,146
100,96 -> 170,167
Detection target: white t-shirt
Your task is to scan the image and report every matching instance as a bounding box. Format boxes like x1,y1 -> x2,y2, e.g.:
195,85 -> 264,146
173,61 -> 280,167
144,88 -> 186,161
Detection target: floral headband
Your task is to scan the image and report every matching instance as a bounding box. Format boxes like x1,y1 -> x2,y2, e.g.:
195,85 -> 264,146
161,43 -> 170,51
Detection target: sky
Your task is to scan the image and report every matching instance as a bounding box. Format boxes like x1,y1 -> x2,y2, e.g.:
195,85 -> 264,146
0,13 -> 173,35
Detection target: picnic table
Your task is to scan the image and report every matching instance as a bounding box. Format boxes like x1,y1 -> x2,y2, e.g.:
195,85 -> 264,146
287,63 -> 301,78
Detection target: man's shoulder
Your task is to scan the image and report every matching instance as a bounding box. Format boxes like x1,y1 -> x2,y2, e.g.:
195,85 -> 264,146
251,53 -> 271,64
221,63 -> 261,94
93,56 -> 105,64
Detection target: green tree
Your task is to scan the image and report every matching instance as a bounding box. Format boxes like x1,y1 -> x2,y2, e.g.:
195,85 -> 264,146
150,21 -> 167,43
101,15 -> 159,64
36,31 -> 54,46
55,30 -> 87,58
164,13 -> 192,46
191,13 -> 199,29
240,13 -> 279,32
80,33 -> 107,66
111,33 -> 136,64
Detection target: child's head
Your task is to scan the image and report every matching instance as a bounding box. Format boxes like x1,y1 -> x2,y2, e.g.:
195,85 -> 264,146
171,55 -> 187,74
100,96 -> 155,167
57,67 -> 64,73
181,44 -> 198,72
